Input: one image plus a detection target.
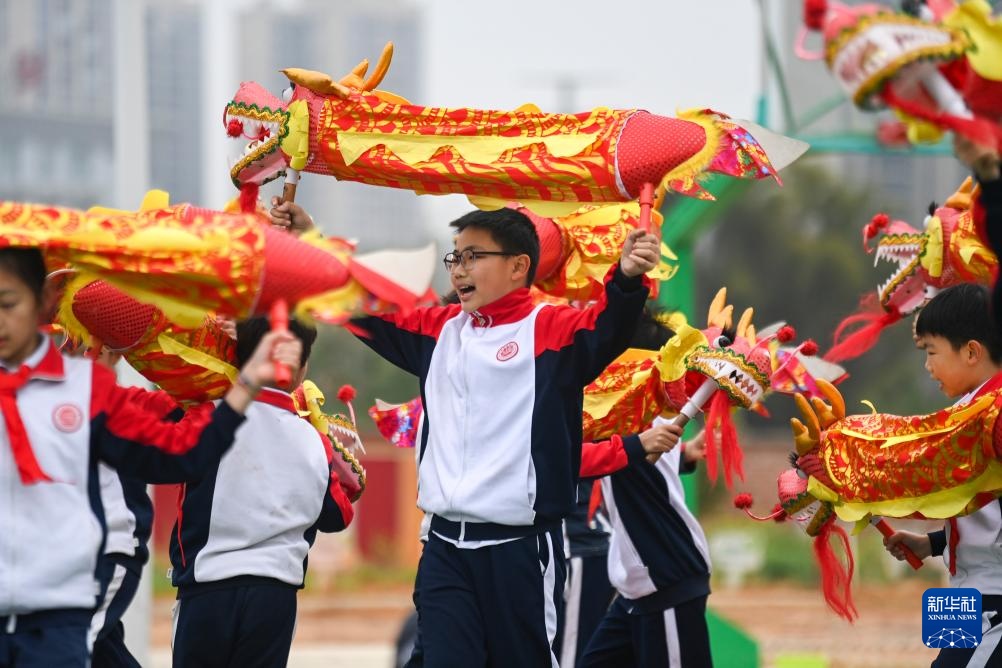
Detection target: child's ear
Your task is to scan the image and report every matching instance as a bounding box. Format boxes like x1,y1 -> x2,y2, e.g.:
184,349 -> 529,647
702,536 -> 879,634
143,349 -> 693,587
967,340 -> 985,364
511,254 -> 530,282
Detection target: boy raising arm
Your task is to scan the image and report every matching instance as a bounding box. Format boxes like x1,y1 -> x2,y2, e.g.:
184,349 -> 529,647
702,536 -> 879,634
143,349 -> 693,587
351,207 -> 658,667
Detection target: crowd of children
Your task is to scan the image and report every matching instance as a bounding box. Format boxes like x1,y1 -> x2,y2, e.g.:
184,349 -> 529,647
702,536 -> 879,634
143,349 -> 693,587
2,104 -> 1001,668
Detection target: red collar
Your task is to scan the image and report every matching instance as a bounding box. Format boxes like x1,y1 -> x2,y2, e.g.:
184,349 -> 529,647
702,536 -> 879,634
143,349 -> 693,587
32,339 -> 65,380
3,338 -> 64,381
974,371 -> 1002,399
254,387 -> 298,414
469,288 -> 534,328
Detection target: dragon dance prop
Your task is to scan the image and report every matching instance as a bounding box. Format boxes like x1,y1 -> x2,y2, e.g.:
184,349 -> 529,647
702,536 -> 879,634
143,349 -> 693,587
225,43 -> 808,218
580,289 -> 844,488
798,0 -> 1002,149
0,192 -> 435,330
736,375 -> 1002,620
825,177 -> 996,362
292,381 -> 366,502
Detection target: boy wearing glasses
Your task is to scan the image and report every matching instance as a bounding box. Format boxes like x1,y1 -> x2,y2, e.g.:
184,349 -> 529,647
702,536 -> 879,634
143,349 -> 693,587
352,207 -> 659,667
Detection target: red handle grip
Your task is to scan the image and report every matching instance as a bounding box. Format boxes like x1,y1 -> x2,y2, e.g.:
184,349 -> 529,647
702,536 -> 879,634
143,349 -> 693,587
270,299 -> 291,388
638,182 -> 654,233
873,518 -> 923,570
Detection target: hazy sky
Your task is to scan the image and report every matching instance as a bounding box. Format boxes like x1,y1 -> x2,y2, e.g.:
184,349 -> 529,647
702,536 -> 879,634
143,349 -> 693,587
413,0 -> 765,229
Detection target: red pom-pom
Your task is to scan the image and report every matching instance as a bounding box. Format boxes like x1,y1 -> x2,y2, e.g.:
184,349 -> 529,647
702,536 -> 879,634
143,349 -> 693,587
337,384 -> 357,403
733,493 -> 754,509
226,118 -> 244,137
771,503 -> 788,522
804,0 -> 828,30
863,213 -> 890,249
800,340 -> 819,356
777,325 -> 796,343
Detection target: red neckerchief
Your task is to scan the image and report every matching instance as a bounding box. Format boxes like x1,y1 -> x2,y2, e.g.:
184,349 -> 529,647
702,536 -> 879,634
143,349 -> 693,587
947,371 -> 1002,575
254,387 -> 298,415
1,340 -> 64,484
469,288 -> 534,328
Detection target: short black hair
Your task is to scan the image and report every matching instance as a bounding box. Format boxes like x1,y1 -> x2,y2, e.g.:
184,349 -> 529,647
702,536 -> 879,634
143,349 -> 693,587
0,248 -> 47,299
235,316 -> 317,367
916,283 -> 1002,364
630,307 -> 675,351
450,208 -> 540,286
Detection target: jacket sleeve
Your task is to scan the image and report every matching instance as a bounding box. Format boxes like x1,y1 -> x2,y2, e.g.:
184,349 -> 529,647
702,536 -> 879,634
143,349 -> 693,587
928,528 -> 946,558
580,434 -> 647,477
534,264 -> 650,387
315,433 -> 356,533
116,385 -> 180,418
91,364 -> 243,484
348,304 -> 460,375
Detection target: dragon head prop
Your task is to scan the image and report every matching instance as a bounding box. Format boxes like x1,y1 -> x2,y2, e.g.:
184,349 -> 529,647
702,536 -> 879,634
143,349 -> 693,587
798,0 -> 1002,148
735,467 -> 856,622
226,43 -> 806,216
581,288 -> 840,488
826,178 -> 996,363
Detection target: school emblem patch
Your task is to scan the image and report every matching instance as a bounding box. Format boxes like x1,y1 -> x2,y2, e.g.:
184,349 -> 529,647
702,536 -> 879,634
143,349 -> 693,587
53,404 -> 84,433
496,341 -> 519,362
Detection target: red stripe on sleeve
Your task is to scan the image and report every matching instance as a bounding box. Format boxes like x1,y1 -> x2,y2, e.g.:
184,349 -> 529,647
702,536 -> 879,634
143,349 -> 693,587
580,435 -> 628,477
372,304 -> 461,338
91,364 -> 214,454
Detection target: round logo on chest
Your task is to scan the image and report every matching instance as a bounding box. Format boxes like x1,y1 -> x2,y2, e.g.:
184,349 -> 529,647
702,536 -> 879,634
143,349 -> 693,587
496,341 -> 519,362
53,404 -> 84,433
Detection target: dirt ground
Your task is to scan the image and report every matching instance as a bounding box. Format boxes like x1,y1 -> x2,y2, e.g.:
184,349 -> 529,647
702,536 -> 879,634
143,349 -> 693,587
151,580 -> 944,667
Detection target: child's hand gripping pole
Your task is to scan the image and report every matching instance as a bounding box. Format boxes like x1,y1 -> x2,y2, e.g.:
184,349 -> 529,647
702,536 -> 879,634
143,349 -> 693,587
270,299 -> 292,388
282,169 -> 300,206
870,516 -> 923,570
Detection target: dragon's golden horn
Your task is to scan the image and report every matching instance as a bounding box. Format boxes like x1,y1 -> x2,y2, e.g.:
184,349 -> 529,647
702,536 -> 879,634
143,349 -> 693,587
736,307 -> 754,344
810,396 -> 838,429
350,58 -> 370,79
945,176 -> 977,210
707,287 -> 727,328
816,378 -> 845,420
362,42 -> 394,92
790,417 -> 816,456
282,68 -> 351,98
746,322 -> 757,345
793,392 -> 820,441
712,305 -> 734,331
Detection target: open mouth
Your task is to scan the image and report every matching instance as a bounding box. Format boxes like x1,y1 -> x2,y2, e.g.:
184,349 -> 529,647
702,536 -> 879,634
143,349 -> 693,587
456,285 -> 476,300
688,348 -> 769,408
829,18 -> 962,105
874,234 -> 924,313
224,102 -> 289,186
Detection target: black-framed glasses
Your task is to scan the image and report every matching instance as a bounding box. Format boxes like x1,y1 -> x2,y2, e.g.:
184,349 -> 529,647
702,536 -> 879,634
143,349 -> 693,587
442,249 -> 513,272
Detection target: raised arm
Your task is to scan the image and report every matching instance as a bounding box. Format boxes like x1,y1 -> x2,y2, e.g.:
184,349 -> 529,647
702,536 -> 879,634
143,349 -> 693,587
95,330 -> 299,483
349,305 -> 459,375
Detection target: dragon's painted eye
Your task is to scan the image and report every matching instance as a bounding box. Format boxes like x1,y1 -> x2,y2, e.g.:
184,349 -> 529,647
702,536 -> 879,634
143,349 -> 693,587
282,85 -> 294,103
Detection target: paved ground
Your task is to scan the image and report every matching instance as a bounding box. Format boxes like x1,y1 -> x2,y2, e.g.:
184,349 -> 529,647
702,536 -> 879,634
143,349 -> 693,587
147,580 -> 944,667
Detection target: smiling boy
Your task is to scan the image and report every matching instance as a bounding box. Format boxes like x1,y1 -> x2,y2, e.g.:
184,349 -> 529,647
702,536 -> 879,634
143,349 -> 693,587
352,206 -> 658,667
884,283 -> 1002,667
